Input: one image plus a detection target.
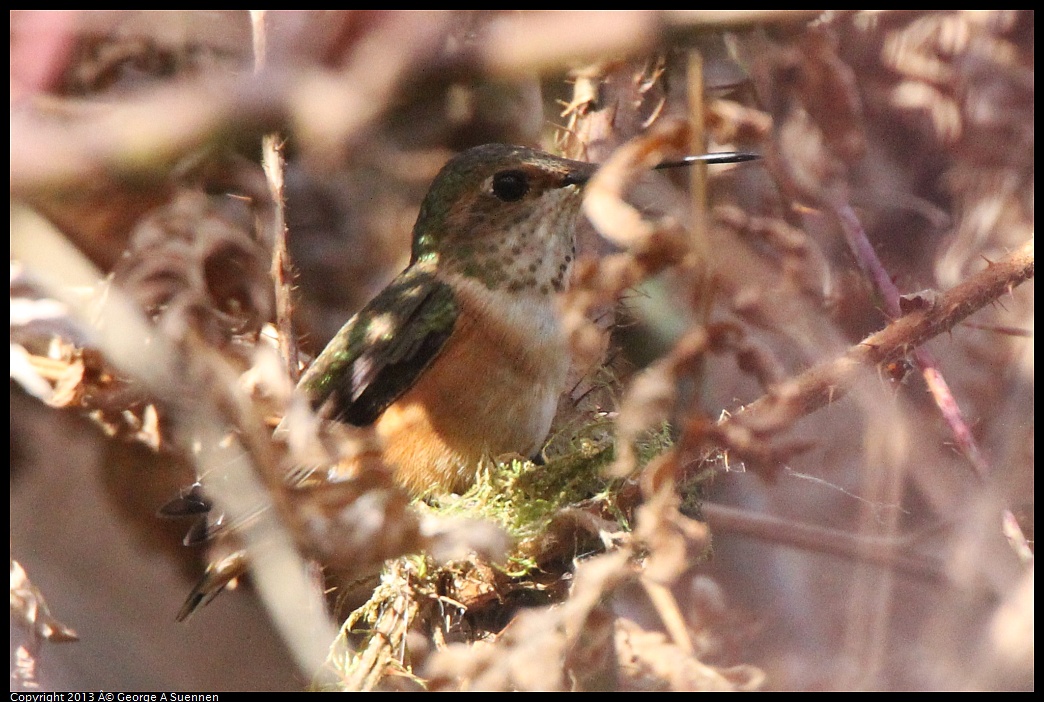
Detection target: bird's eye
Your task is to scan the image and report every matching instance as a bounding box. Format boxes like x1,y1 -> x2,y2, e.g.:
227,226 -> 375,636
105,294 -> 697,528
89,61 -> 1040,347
491,170 -> 529,202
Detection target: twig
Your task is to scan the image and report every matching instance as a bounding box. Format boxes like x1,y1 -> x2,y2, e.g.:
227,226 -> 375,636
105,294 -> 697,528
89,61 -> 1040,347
686,50 -> 713,324
252,10 -> 300,382
727,238 -> 1033,428
640,578 -> 695,654
701,502 -> 952,586
263,138 -> 300,381
1001,510 -> 1034,567
832,202 -> 991,482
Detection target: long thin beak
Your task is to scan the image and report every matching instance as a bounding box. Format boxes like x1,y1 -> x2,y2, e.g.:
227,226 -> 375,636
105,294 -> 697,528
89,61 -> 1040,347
655,152 -> 760,169
562,151 -> 758,188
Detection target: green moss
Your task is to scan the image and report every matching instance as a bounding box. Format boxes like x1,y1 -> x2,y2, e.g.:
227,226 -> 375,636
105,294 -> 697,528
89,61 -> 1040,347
419,420 -> 683,575
428,446 -> 611,539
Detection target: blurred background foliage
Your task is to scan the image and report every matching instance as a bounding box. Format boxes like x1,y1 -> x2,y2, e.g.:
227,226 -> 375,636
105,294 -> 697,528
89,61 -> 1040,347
10,10 -> 1033,691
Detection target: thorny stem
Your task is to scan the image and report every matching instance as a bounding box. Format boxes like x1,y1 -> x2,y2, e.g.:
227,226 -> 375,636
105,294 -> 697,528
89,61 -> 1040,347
832,202 -> 988,481
252,10 -> 301,382
727,238 -> 1034,439
263,136 -> 301,381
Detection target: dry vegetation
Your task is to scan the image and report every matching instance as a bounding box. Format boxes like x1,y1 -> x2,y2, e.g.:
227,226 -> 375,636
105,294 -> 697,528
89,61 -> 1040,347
10,10 -> 1033,691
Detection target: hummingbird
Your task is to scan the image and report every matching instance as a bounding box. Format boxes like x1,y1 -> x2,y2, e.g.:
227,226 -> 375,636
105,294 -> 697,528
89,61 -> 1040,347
297,143 -> 597,497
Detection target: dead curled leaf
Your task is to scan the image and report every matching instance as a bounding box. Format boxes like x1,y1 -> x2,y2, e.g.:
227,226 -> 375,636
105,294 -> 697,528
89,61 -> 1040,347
582,118 -> 692,254
287,465 -> 421,573
614,617 -> 764,691
635,454 -> 712,585
111,188 -> 274,350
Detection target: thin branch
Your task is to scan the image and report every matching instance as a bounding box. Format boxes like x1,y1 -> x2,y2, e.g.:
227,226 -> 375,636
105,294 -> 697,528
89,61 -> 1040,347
726,238 -> 1033,427
253,10 -> 300,382
701,502 -> 953,586
833,202 -> 991,482
262,136 -> 300,381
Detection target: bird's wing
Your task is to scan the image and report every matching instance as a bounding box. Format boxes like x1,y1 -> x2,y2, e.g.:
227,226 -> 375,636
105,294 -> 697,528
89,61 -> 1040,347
296,266 -> 459,426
